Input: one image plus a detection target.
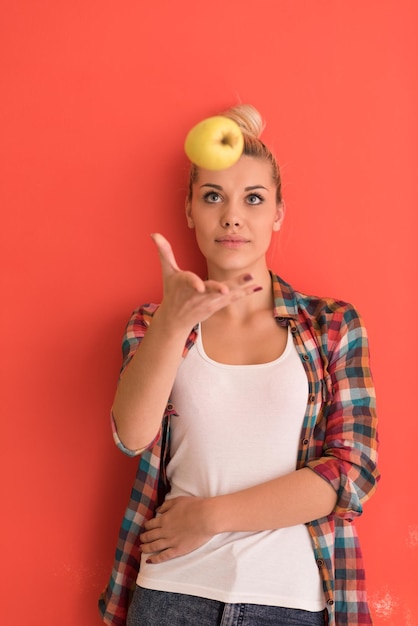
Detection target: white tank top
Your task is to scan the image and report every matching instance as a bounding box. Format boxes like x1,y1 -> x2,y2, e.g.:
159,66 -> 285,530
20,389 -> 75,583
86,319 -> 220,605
137,326 -> 325,611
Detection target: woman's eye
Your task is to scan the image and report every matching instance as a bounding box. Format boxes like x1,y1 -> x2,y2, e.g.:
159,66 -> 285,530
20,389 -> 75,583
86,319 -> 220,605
204,192 -> 221,203
247,194 -> 263,205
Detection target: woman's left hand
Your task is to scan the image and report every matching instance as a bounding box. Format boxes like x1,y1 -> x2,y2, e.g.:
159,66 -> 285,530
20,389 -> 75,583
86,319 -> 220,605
140,496 -> 214,564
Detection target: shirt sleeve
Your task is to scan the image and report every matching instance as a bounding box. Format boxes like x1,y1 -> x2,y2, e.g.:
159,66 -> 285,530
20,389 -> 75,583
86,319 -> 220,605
111,304 -> 161,456
119,305 -> 158,374
306,303 -> 380,520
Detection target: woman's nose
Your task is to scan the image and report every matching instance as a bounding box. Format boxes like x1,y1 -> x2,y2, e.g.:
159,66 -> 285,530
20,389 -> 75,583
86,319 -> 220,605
221,205 -> 241,228
222,217 -> 241,227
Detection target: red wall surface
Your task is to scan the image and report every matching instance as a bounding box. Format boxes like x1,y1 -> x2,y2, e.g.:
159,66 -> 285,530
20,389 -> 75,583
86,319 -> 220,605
1,2 -> 417,624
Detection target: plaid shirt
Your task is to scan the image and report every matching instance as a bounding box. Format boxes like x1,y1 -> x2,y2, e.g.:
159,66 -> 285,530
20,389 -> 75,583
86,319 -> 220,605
99,273 -> 379,626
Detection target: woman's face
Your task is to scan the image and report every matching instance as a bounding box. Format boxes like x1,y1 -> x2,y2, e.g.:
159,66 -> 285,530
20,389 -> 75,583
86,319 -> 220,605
186,155 -> 284,278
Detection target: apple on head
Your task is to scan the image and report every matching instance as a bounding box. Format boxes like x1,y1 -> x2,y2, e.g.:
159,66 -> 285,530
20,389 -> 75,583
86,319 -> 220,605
184,116 -> 244,170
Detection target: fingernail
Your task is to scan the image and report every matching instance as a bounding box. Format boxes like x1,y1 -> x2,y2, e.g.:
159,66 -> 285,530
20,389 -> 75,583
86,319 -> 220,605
253,286 -> 263,292
243,274 -> 253,282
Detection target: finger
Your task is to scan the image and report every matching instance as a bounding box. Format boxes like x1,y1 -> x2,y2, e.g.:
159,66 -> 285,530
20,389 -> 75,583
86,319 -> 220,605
145,547 -> 178,565
226,272 -> 258,289
183,271 -> 207,294
232,284 -> 263,299
204,279 -> 262,301
141,535 -> 167,552
140,528 -> 164,545
142,518 -> 162,533
204,279 -> 230,295
156,500 -> 174,514
203,273 -> 258,296
141,538 -> 170,554
151,233 -> 181,274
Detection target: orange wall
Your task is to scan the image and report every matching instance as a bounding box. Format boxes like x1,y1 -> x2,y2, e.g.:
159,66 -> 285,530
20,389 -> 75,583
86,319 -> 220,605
1,2 -> 417,624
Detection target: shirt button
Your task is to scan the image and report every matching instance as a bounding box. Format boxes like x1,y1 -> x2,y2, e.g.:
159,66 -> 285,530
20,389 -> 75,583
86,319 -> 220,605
316,558 -> 325,568
167,403 -> 173,411
290,326 -> 297,334
308,394 -> 315,403
302,354 -> 310,361
302,438 -> 309,445
327,599 -> 334,606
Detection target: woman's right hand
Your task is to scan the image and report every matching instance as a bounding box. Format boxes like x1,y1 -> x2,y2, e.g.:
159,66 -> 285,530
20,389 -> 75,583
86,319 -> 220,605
152,233 -> 261,331
112,234 -> 262,451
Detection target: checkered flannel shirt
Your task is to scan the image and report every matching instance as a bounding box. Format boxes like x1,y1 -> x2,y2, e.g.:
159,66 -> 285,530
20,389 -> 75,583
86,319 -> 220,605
99,272 -> 379,626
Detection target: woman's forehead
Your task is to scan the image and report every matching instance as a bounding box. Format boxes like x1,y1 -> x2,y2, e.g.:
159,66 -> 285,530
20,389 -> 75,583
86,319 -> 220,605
194,155 -> 274,187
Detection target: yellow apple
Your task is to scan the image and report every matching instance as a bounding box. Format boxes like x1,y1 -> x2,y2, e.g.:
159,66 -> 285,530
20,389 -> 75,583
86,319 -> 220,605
184,116 -> 244,170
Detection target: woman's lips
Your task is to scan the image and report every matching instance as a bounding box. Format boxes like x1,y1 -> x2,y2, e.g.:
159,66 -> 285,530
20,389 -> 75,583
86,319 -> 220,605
215,237 -> 249,249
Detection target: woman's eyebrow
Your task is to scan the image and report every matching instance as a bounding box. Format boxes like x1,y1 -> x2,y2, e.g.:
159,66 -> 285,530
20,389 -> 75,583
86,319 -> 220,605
199,184 -> 268,191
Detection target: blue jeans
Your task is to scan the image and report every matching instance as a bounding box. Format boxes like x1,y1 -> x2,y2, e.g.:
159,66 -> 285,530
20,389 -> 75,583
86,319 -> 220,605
127,586 -> 326,626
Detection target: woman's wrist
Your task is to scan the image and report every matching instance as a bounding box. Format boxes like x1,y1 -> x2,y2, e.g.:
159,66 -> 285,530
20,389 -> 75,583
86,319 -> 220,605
204,496 -> 227,535
153,304 -> 195,341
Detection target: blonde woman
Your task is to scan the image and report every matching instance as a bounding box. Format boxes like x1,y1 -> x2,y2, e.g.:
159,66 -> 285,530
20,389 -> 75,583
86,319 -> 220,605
100,105 -> 379,626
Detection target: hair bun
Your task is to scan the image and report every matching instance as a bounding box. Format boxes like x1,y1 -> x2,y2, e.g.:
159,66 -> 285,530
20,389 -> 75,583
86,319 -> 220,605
221,104 -> 265,139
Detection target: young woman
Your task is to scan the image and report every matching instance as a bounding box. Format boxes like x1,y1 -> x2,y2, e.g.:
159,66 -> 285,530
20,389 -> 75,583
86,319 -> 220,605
99,105 -> 379,626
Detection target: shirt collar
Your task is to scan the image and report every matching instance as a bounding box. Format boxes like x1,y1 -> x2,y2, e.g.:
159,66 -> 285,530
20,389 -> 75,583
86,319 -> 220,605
270,271 -> 299,320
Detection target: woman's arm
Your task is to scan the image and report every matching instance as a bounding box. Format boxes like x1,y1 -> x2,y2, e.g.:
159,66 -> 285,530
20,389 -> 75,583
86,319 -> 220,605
112,306 -> 192,452
209,467 -> 337,532
140,302 -> 378,563
305,302 -> 379,520
112,234 -> 261,452
140,468 -> 337,564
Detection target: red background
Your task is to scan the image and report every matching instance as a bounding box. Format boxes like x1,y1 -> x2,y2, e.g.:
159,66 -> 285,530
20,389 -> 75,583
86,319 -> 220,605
1,2 -> 417,624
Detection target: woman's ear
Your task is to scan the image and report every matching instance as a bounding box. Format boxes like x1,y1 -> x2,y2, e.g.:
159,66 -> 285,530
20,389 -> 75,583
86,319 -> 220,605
272,202 -> 285,232
185,200 -> 194,229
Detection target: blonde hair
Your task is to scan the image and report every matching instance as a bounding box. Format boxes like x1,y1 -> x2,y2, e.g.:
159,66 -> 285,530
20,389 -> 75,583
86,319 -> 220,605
187,104 -> 282,204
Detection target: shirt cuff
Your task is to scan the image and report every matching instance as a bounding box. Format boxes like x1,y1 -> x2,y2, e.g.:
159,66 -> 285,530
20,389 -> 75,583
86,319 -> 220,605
110,410 -> 153,457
